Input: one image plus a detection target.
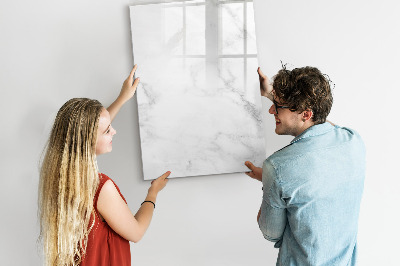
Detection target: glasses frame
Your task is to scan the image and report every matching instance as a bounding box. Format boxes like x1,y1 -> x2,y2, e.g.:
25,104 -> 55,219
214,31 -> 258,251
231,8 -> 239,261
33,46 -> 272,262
273,100 -> 291,114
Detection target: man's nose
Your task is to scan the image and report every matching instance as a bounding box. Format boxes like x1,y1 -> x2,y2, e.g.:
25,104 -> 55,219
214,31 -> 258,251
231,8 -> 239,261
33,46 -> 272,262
269,104 -> 276,114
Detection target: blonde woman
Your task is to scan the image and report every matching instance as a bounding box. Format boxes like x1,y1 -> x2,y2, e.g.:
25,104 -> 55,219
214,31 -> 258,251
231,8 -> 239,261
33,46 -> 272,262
38,65 -> 170,266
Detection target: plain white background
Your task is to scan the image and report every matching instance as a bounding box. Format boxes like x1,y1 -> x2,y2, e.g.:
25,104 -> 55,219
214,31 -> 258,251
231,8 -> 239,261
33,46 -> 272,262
0,0 -> 399,265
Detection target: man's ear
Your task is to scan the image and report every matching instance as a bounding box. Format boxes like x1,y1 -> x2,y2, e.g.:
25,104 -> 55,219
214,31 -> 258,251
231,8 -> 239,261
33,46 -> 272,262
302,109 -> 313,122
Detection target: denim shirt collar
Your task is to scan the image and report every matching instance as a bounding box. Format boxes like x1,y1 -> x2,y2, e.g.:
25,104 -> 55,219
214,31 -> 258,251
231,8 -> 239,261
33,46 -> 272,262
291,122 -> 334,144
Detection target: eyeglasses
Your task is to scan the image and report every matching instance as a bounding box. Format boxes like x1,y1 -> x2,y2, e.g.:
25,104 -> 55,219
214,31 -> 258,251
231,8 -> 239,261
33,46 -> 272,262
273,100 -> 291,114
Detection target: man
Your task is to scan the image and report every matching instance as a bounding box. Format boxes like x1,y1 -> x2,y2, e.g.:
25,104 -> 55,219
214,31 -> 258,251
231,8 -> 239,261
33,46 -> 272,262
245,66 -> 365,265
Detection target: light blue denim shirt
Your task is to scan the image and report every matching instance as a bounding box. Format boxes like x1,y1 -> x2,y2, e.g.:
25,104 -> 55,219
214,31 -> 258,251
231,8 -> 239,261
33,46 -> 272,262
258,122 -> 365,266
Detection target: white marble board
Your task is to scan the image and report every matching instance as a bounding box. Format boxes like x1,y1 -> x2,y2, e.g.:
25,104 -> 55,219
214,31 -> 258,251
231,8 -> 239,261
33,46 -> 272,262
129,0 -> 265,179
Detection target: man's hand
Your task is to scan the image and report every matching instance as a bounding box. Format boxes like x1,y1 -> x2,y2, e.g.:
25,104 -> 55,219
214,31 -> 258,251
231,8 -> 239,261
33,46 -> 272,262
245,161 -> 262,182
258,67 -> 274,101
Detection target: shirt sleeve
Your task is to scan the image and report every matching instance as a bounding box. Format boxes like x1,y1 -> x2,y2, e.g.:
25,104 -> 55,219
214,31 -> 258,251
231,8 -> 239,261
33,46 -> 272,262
258,159 -> 287,246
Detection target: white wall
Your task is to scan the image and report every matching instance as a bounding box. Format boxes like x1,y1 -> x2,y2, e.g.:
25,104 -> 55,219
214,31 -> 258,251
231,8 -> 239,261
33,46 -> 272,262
0,0 -> 398,265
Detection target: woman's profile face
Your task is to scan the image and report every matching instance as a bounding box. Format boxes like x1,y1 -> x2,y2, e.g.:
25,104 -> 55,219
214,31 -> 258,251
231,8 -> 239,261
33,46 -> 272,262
96,108 -> 116,155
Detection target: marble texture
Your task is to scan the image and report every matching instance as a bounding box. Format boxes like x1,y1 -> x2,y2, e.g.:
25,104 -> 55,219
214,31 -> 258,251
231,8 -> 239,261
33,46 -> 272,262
130,1 -> 265,179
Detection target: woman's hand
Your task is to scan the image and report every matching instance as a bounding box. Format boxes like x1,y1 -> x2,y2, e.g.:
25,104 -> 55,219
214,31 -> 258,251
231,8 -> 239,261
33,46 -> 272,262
107,65 -> 140,121
149,171 -> 170,194
258,67 -> 274,101
119,65 -> 140,103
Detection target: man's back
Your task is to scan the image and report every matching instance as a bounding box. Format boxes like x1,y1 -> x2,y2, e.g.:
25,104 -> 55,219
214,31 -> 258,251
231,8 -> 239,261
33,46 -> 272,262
258,122 -> 365,266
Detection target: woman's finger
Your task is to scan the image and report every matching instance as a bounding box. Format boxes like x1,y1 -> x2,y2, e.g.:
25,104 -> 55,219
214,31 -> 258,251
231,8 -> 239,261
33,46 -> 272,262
158,171 -> 171,180
131,77 -> 140,89
129,64 -> 138,78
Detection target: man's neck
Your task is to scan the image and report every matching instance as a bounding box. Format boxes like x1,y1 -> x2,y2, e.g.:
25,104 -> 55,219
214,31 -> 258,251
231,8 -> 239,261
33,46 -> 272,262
294,122 -> 315,137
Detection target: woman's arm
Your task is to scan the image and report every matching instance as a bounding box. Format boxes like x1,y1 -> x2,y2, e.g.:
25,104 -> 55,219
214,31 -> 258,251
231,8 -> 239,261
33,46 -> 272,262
107,65 -> 140,122
97,171 -> 170,243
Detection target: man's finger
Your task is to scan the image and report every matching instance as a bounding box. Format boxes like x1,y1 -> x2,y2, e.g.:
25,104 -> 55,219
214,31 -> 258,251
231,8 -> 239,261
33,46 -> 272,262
257,67 -> 266,78
245,171 -> 255,178
245,161 -> 255,171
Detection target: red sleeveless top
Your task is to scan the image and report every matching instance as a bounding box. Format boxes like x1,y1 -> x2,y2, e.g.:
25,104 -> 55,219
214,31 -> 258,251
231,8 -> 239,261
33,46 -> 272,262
81,173 -> 131,266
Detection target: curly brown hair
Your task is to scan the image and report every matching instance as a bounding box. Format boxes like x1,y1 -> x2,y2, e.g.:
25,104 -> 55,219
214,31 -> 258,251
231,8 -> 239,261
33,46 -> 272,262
272,66 -> 333,124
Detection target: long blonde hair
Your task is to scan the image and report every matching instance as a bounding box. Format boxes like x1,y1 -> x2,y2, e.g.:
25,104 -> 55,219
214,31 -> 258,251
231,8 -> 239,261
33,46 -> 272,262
38,98 -> 104,265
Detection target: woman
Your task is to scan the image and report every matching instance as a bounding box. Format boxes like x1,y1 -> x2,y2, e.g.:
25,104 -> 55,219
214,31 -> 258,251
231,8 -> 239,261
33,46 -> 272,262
38,65 -> 170,265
